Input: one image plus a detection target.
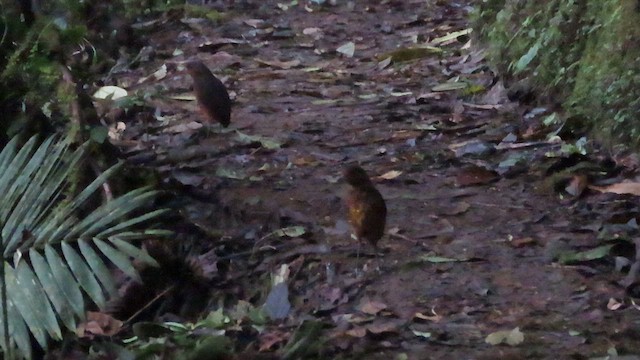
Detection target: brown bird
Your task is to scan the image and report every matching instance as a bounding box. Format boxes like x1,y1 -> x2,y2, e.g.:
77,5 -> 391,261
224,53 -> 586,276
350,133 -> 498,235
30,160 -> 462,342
185,59 -> 231,128
344,165 -> 387,262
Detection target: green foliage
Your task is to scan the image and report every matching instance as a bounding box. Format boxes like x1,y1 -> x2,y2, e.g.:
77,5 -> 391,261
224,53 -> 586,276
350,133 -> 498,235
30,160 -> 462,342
0,4 -> 90,140
282,320 -> 325,360
126,305 -> 264,359
124,305 -> 325,359
568,0 -> 640,146
474,0 -> 588,90
473,0 -> 640,149
0,135 -> 170,358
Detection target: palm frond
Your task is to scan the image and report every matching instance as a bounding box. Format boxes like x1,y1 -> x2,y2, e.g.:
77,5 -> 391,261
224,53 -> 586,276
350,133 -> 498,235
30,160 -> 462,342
0,135 -> 170,358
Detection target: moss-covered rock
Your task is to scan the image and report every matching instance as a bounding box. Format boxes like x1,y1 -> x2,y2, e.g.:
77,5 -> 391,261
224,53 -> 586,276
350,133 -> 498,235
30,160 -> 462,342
473,0 -> 640,148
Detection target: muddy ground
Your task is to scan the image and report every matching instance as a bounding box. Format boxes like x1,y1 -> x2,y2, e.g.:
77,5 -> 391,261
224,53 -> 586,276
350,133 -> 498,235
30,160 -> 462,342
107,0 -> 640,358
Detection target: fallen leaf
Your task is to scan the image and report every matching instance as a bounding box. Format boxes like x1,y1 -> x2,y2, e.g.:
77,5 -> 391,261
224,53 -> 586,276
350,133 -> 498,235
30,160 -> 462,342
346,326 -> 367,338
77,312 -> 123,338
255,58 -> 301,69
317,285 -> 346,311
413,310 -> 442,322
366,320 -> 402,334
558,244 -> 613,264
136,64 -> 169,84
263,282 -> 291,320
273,226 -> 306,237
590,182 -> 640,196
292,155 -> 319,166
377,46 -> 441,62
259,330 -> 290,352
336,41 -> 355,57
303,27 -> 323,40
392,130 -> 423,140
510,237 -> 537,248
235,131 -> 282,149
390,91 -> 413,97
607,297 -> 623,311
432,82 -> 468,92
273,263 -> 290,285
93,86 -> 128,100
411,329 -> 432,339
152,64 -> 168,80
565,175 -> 588,197
163,121 -> 203,133
449,140 -> 495,157
420,256 -> 462,263
245,19 -> 266,28
377,170 -> 402,180
215,167 -> 247,179
439,201 -> 470,216
485,327 -> 524,346
169,94 -> 197,101
358,299 -> 387,315
430,28 -> 473,45
378,56 -> 392,70
171,171 -> 205,187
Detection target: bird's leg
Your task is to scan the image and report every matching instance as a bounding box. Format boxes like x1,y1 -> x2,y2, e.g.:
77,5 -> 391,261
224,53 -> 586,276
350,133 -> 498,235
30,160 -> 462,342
354,236 -> 362,277
187,123 -> 210,144
207,123 -> 216,137
374,244 -> 382,274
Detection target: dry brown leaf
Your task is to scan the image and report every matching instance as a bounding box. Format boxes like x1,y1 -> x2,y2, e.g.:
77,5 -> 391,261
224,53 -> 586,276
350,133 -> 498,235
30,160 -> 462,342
391,130 -> 423,140
77,311 -> 123,338
377,170 -> 402,180
358,299 -> 387,315
607,297 -> 623,311
366,320 -> 403,334
245,19 -> 266,28
345,326 -> 367,338
413,311 -> 442,322
292,155 -> 318,166
255,58 -> 301,69
303,27 -> 323,40
259,330 -> 290,352
589,182 -> 640,196
510,237 -> 537,248
163,121 -> 203,134
455,166 -> 498,187
565,175 -> 588,197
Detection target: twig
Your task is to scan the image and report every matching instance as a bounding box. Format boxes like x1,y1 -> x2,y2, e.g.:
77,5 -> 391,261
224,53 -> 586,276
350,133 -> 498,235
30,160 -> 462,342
388,231 -> 418,245
124,285 -> 175,325
470,202 -> 528,210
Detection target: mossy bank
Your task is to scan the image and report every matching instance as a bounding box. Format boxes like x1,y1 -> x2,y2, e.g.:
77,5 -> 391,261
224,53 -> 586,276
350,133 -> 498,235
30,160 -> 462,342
473,0 -> 640,149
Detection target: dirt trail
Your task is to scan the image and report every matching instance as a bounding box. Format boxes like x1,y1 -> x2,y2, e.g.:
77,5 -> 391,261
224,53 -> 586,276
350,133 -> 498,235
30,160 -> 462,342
114,1 -> 640,358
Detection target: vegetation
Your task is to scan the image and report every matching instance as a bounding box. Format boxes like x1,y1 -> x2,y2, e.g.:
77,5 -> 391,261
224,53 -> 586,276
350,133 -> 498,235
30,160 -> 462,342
473,0 -> 640,148
0,135 -> 169,358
